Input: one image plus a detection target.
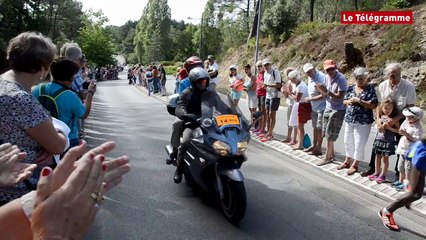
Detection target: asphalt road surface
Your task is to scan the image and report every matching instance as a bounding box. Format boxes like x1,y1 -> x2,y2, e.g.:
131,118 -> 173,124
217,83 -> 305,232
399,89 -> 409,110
84,76 -> 426,240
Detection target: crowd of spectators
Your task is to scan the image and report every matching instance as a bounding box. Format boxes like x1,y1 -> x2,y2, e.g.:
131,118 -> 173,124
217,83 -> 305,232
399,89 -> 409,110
0,32 -> 130,239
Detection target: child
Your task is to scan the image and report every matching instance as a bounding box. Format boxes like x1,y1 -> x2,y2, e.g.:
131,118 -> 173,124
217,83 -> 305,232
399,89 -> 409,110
228,65 -> 244,106
379,139 -> 426,231
393,106 -> 424,191
368,98 -> 400,183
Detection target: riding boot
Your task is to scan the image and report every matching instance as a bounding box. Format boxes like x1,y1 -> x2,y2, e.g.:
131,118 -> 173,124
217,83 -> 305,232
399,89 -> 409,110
174,147 -> 185,183
166,147 -> 178,165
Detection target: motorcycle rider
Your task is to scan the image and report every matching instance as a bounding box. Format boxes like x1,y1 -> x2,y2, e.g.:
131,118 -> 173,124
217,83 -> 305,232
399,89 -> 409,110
166,57 -> 204,165
173,67 -> 210,183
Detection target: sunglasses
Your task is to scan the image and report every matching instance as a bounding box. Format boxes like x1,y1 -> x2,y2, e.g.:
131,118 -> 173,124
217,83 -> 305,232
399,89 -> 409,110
326,68 -> 335,72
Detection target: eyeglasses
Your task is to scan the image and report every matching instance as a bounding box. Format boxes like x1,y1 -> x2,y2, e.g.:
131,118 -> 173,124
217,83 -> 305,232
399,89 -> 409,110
326,68 -> 335,72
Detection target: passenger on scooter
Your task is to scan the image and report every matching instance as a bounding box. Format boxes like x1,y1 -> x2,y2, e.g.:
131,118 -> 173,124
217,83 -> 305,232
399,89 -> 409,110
173,67 -> 210,183
166,57 -> 204,165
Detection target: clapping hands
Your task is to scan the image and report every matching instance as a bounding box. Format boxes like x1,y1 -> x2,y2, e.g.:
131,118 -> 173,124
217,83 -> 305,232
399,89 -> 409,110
31,141 -> 130,240
0,143 -> 37,187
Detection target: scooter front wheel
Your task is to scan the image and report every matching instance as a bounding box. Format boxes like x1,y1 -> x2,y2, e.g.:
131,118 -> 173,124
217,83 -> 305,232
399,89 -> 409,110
220,177 -> 246,224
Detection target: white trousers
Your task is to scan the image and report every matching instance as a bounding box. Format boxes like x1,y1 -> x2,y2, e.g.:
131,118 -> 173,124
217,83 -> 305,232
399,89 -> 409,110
344,122 -> 372,161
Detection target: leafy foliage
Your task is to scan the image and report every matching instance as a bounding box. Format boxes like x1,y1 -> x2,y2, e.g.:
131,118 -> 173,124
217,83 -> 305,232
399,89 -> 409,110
78,14 -> 116,67
134,0 -> 172,63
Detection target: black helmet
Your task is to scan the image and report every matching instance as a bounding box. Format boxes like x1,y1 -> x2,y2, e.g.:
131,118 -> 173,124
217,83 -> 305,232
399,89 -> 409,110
189,67 -> 210,92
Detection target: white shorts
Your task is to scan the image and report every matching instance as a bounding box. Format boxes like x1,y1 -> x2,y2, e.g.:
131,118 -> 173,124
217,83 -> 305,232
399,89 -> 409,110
247,95 -> 258,109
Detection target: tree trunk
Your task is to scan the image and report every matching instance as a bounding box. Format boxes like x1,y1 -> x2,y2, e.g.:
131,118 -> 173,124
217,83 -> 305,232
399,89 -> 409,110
247,0 -> 259,42
354,0 -> 358,10
310,0 -> 315,22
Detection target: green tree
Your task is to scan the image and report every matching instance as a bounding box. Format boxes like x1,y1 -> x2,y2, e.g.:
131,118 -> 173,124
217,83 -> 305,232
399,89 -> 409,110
78,11 -> 116,67
134,0 -> 171,63
262,0 -> 298,43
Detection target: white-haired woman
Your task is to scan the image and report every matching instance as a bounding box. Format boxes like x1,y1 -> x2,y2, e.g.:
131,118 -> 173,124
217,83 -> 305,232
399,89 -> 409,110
339,67 -> 378,175
283,70 -> 311,150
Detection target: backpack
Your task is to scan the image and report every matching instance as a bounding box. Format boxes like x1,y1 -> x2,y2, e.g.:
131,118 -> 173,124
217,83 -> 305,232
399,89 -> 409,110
146,71 -> 153,78
37,83 -> 71,119
271,68 -> 283,90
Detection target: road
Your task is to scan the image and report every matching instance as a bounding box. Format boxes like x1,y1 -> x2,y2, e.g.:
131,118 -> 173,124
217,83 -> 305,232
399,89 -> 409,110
84,76 -> 426,240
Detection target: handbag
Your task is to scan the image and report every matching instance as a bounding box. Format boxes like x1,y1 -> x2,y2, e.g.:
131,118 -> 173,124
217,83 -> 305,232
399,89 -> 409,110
303,134 -> 312,149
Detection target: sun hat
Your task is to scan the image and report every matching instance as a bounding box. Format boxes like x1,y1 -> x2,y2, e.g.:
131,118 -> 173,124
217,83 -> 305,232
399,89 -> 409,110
402,106 -> 424,120
303,63 -> 314,73
262,59 -> 272,65
229,64 -> 237,70
323,60 -> 336,71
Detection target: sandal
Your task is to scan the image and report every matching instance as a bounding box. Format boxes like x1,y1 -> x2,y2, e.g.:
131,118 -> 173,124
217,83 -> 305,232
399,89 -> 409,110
261,135 -> 273,142
347,166 -> 358,175
281,138 -> 292,143
337,162 -> 350,170
308,151 -> 322,156
316,157 -> 334,166
292,146 -> 304,150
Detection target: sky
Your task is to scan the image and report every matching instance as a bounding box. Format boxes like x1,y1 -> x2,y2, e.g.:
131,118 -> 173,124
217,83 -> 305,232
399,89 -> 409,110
80,0 -> 208,26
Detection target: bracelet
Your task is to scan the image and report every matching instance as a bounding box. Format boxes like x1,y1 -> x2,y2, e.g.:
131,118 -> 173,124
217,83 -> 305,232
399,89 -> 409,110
21,191 -> 35,220
88,90 -> 95,95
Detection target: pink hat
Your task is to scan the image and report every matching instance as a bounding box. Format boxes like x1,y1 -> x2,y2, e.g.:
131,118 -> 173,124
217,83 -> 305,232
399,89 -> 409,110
323,60 -> 336,71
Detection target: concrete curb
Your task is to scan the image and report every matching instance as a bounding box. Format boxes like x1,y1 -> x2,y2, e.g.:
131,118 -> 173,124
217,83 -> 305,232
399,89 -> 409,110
135,85 -> 426,216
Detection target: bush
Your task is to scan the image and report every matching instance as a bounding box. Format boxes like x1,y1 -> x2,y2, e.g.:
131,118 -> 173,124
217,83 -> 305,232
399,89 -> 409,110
382,0 -> 411,9
164,66 -> 178,75
160,61 -> 176,66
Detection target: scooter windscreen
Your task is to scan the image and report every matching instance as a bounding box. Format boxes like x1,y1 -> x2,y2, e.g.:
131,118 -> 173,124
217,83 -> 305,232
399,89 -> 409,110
199,91 -> 249,130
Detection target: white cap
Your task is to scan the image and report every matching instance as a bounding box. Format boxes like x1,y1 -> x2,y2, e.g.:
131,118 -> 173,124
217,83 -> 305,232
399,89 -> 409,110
256,61 -> 263,67
229,64 -> 237,70
303,63 -> 314,73
403,106 -> 424,120
262,59 -> 272,65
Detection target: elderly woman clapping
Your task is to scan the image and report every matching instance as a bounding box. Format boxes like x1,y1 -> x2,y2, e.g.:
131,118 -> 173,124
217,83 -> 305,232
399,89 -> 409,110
339,68 -> 378,175
283,70 -> 312,150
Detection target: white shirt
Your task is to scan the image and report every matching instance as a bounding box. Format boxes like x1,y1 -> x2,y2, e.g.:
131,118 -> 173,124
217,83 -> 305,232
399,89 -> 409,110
294,80 -> 309,103
263,68 -> 281,99
209,62 -> 220,85
376,79 -> 416,112
396,120 -> 423,155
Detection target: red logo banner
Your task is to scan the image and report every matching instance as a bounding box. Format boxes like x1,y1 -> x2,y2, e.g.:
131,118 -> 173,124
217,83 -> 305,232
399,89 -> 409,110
341,11 -> 413,24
